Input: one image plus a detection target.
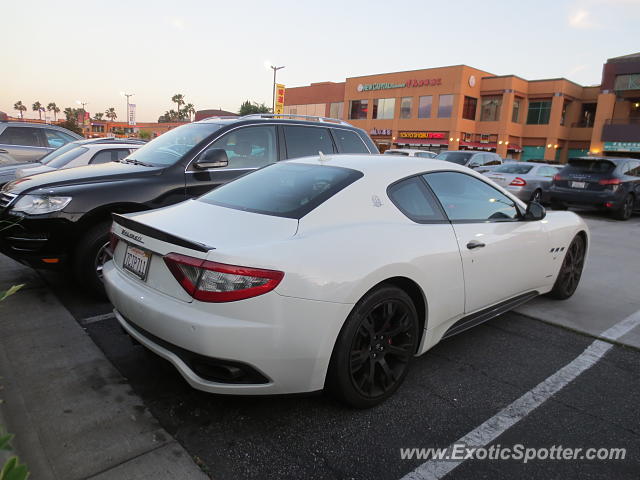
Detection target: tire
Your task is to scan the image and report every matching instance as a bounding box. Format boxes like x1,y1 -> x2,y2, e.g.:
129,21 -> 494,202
73,221 -> 111,298
612,194 -> 634,221
530,189 -> 543,204
550,200 -> 567,211
326,285 -> 419,408
546,235 -> 586,300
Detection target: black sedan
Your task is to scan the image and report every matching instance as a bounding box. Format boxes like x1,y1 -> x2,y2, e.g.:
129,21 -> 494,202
549,156 -> 640,220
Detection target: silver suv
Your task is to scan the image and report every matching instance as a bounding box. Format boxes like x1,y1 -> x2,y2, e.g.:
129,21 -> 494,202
0,121 -> 82,164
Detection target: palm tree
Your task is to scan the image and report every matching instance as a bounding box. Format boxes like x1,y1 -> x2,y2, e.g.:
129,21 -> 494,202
32,101 -> 44,120
13,101 -> 26,119
105,107 -> 117,122
171,94 -> 185,116
64,107 -> 74,121
93,112 -> 104,121
183,103 -> 195,121
47,102 -> 60,121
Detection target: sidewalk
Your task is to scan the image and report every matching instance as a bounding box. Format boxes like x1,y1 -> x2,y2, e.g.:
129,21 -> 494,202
0,256 -> 209,480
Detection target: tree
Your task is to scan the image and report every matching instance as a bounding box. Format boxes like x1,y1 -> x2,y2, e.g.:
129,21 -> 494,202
47,102 -> 60,121
158,109 -> 180,123
171,94 -> 185,116
93,112 -> 104,121
13,101 -> 26,119
238,100 -> 271,116
32,101 -> 44,120
183,103 -> 195,121
105,107 -> 117,122
57,118 -> 83,136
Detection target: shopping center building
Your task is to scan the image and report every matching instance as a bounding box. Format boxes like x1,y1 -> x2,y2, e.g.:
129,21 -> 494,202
284,52 -> 640,161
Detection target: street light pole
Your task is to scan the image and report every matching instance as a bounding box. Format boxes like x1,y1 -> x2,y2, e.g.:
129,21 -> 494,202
123,93 -> 134,124
270,65 -> 285,113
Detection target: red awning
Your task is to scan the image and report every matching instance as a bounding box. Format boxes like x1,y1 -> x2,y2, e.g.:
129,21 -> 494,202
395,138 -> 449,146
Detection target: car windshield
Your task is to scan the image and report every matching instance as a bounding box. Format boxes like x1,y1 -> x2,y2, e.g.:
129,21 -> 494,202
566,159 -> 616,173
45,146 -> 89,168
40,141 -> 82,165
125,123 -> 223,167
435,151 -> 474,165
493,164 -> 534,174
198,162 -> 364,219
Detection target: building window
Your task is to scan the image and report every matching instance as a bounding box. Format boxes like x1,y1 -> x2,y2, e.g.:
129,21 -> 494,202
560,100 -> 570,126
349,100 -> 368,120
400,97 -> 412,119
578,103 -> 596,127
418,96 -> 432,118
329,102 -> 343,119
462,96 -> 477,120
512,98 -> 522,123
373,98 -> 395,119
614,74 -> 640,91
526,100 -> 552,125
480,95 -> 502,122
438,94 -> 453,118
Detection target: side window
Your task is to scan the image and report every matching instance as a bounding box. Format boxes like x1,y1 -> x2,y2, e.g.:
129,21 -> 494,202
539,166 -> 557,177
484,154 -> 501,166
424,171 -> 520,222
468,154 -> 483,167
387,177 -> 446,223
0,127 -> 42,147
629,161 -> 640,177
45,129 -> 75,148
207,126 -> 277,169
415,152 -> 435,158
332,129 -> 369,154
116,149 -> 132,161
89,150 -> 113,165
283,126 -> 335,159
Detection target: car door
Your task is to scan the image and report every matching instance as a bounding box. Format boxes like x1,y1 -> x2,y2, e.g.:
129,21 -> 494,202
0,126 -> 50,162
185,124 -> 278,198
423,171 -> 552,314
621,160 -> 640,209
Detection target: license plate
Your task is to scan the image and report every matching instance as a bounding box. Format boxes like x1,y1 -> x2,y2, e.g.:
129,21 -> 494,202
571,181 -> 586,189
123,244 -> 151,280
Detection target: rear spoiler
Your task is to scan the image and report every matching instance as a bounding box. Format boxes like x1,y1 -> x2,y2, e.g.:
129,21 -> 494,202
111,213 -> 214,253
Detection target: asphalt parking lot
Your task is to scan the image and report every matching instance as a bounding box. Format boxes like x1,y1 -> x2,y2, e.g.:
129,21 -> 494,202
37,210 -> 640,479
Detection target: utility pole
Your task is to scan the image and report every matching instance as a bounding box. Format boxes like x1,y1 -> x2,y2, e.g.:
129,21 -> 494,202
123,93 -> 134,124
270,65 -> 285,113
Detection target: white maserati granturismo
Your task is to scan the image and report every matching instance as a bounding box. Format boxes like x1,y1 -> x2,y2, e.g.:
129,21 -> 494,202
103,155 -> 588,408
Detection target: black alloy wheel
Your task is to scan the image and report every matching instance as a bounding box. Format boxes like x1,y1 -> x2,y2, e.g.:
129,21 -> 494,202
613,194 -> 634,221
547,235 -> 586,300
328,285 -> 419,408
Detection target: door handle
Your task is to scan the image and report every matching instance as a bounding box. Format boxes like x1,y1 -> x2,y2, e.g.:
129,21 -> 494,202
466,240 -> 486,250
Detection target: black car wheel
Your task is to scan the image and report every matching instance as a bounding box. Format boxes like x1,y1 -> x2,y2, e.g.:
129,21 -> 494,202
530,189 -> 543,203
547,235 -> 586,300
327,285 -> 419,408
612,194 -> 634,221
73,221 -> 110,298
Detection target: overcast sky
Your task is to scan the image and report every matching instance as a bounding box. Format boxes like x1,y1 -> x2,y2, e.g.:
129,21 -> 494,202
2,0 -> 639,122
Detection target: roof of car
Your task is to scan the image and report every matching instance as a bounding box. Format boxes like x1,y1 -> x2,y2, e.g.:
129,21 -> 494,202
196,113 -> 357,129
569,156 -> 632,163
73,137 -> 146,145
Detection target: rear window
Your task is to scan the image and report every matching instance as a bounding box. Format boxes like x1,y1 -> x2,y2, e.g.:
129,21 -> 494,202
567,159 -> 616,173
493,164 -> 534,174
435,151 -> 474,165
384,150 -> 409,156
197,162 -> 363,219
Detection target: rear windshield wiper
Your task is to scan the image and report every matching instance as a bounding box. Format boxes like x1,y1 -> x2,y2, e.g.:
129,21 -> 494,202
121,158 -> 155,167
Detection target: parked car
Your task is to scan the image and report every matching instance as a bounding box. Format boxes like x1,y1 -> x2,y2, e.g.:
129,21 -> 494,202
384,148 -> 437,158
484,162 -> 561,203
0,137 -> 145,185
435,151 -> 502,173
549,156 -> 640,220
0,120 -> 82,164
0,114 -> 377,295
103,154 -> 588,407
16,141 -> 143,178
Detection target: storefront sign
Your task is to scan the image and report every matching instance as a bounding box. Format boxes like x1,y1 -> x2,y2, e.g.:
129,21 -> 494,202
604,141 -> 640,152
128,104 -> 136,126
370,128 -> 392,136
357,78 -> 442,92
274,84 -> 286,114
398,131 -> 446,139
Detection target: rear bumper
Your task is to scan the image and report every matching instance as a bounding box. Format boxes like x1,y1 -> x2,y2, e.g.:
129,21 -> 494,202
103,261 -> 353,395
549,186 -> 624,209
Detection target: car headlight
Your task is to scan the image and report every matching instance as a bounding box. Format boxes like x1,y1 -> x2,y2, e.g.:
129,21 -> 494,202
12,194 -> 72,215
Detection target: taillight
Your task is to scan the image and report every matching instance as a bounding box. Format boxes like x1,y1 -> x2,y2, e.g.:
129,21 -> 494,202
107,226 -> 120,256
598,178 -> 621,186
553,174 -> 563,181
509,177 -> 527,186
163,253 -> 284,302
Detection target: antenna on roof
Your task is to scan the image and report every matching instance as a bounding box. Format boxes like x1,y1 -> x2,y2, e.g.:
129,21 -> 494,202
318,150 -> 328,163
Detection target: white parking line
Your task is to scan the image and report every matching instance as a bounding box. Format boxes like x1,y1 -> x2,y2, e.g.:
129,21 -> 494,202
80,312 -> 115,326
401,310 -> 640,480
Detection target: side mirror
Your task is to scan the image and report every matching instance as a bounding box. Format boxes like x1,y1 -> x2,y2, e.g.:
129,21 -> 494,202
524,201 -> 546,221
468,162 -> 480,169
194,148 -> 228,169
